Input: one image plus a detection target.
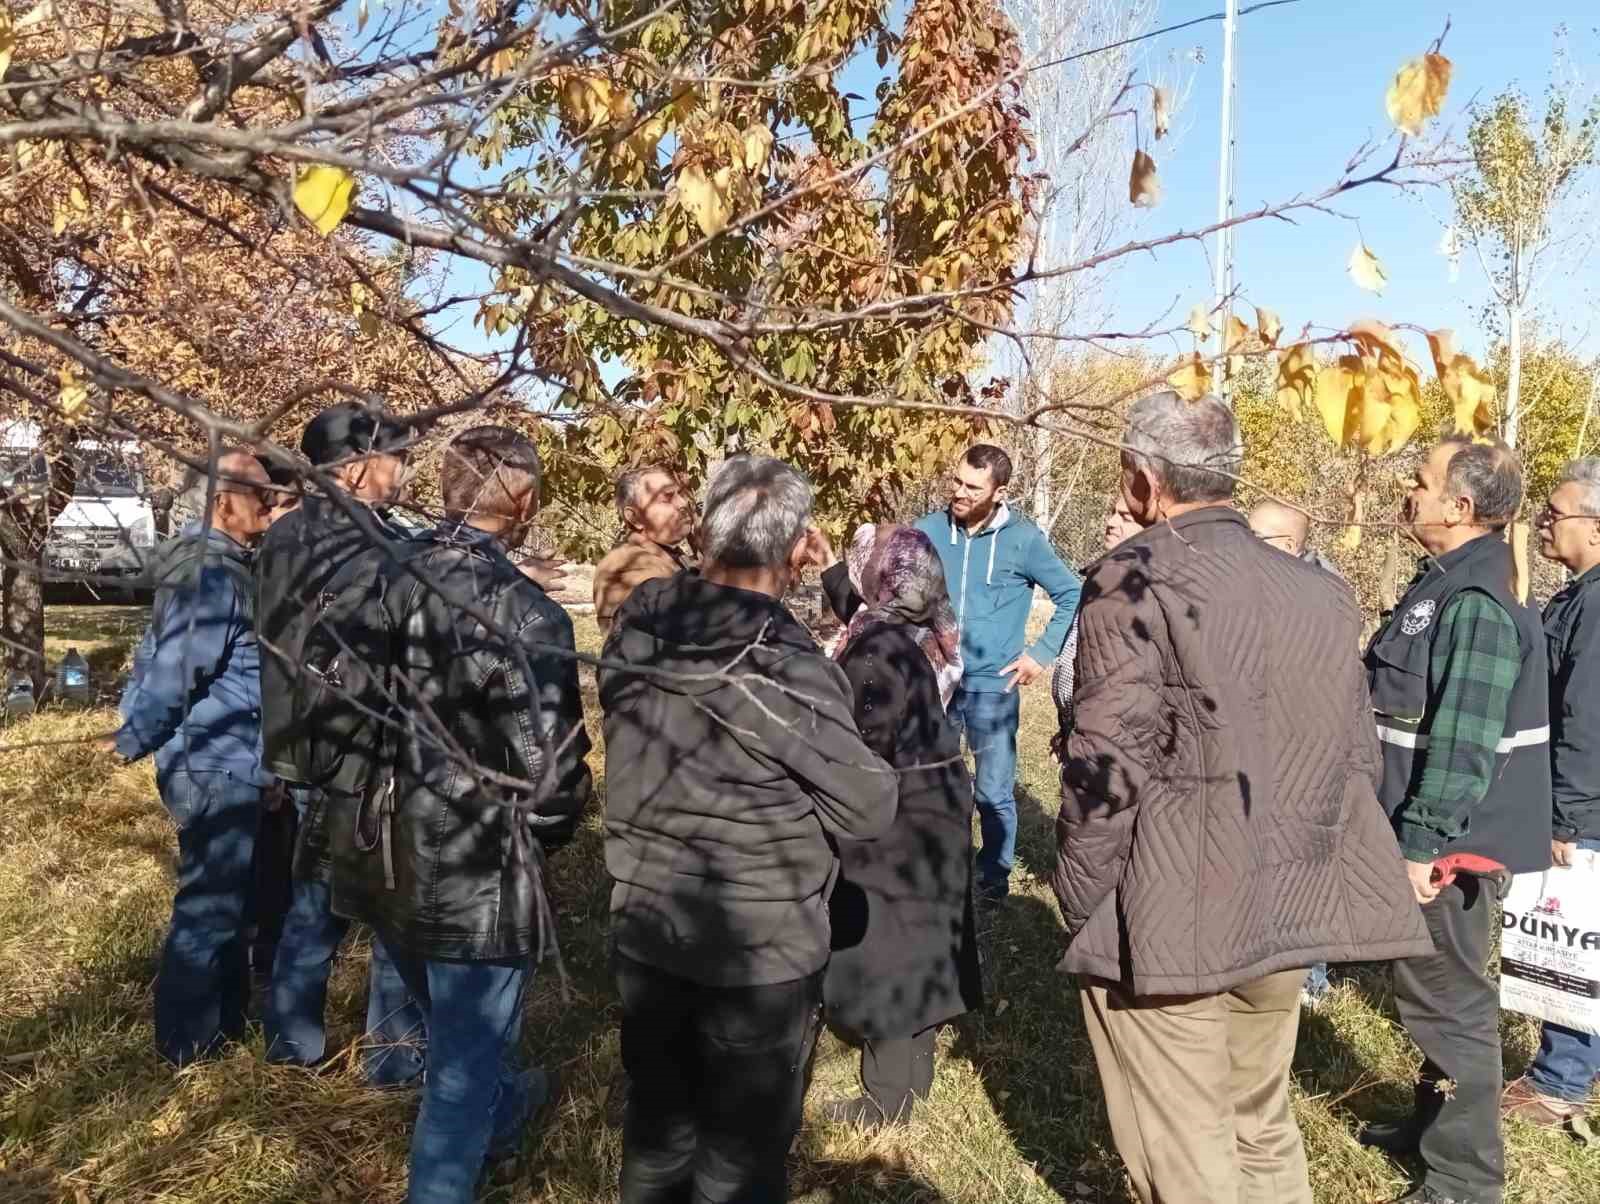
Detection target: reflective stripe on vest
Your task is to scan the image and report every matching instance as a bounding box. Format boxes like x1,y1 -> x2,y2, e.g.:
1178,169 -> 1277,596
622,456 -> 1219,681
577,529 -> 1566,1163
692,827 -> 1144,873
1374,723 -> 1551,754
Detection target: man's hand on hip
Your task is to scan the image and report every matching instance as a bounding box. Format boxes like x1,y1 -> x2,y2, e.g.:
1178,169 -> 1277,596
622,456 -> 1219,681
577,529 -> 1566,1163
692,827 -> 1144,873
1000,653 -> 1043,693
1406,858 -> 1441,905
1552,839 -> 1579,867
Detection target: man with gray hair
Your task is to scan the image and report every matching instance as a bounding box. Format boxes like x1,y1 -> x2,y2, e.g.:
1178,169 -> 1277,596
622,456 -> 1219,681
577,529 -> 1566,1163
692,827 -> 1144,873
592,464 -> 695,634
600,454 -> 897,1204
1499,457 -> 1600,1131
1361,436 -> 1551,1204
1054,392 -> 1432,1204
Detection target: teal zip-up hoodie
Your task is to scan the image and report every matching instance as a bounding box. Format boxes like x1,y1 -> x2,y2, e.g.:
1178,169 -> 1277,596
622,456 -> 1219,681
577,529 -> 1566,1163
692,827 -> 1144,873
912,504 -> 1081,693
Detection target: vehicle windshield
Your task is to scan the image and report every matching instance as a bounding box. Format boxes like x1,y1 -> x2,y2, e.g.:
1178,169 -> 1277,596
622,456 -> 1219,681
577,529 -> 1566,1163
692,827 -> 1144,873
0,451 -> 46,492
0,449 -> 142,497
73,450 -> 141,498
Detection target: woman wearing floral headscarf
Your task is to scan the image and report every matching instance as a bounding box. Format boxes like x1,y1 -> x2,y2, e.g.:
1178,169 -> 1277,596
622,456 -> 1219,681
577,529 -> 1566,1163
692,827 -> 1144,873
819,523 -> 982,1130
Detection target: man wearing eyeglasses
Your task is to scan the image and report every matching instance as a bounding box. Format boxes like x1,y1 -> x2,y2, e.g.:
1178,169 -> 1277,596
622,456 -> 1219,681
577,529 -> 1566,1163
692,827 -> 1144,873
108,448 -> 275,1064
1247,500 -> 1343,580
1500,458 -> 1600,1130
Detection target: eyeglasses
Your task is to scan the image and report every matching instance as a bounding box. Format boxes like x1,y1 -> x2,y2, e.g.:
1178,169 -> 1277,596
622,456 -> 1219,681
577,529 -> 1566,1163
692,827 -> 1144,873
1538,504 -> 1596,525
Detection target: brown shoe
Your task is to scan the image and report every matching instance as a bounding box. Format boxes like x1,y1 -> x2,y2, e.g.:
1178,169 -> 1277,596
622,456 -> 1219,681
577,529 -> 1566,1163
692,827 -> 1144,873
1500,1076 -> 1580,1129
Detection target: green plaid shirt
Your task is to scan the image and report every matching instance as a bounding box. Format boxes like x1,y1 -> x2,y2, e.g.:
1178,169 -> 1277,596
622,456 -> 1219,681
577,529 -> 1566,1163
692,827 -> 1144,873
1396,591 -> 1522,861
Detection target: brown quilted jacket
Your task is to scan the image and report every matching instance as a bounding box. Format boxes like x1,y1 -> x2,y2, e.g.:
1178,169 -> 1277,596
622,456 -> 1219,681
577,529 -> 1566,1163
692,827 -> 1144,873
1053,506 -> 1433,995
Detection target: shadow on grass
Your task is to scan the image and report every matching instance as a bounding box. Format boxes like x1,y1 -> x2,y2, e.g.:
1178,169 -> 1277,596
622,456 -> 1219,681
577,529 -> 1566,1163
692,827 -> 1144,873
947,891 -> 1130,1202
793,1152 -> 956,1203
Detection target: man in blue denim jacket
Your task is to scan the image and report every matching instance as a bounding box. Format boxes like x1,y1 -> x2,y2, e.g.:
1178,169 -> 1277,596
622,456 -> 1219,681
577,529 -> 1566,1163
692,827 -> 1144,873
112,449 -> 273,1065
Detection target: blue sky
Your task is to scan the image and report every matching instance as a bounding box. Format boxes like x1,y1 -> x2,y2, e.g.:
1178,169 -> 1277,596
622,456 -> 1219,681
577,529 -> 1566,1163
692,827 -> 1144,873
428,0 -> 1599,376
1101,0 -> 1600,360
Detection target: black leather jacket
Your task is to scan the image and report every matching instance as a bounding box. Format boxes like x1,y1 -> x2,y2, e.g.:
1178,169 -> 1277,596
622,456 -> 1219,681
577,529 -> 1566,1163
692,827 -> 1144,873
329,522 -> 593,961
257,494 -> 409,882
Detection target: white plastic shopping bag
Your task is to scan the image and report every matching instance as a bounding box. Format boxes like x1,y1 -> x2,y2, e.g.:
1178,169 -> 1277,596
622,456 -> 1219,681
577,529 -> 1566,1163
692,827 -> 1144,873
1499,849 -> 1600,1036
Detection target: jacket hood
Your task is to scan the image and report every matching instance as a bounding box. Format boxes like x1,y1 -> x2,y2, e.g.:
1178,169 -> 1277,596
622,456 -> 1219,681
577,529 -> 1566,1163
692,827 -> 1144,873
607,571 -> 818,698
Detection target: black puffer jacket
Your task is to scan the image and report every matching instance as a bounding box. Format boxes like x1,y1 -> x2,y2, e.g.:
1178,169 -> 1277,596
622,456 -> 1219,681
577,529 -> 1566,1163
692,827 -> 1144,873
1546,565 -> 1600,841
328,523 -> 593,961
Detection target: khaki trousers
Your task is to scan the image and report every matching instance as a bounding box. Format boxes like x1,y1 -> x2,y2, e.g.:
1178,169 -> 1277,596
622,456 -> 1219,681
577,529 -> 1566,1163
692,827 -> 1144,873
1080,968 -> 1312,1204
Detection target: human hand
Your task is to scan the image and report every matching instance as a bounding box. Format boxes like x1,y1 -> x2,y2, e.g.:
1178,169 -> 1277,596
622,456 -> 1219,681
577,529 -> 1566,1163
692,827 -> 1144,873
1406,858 -> 1441,906
1552,839 -> 1579,868
519,556 -> 569,593
1000,653 -> 1044,693
93,735 -> 119,755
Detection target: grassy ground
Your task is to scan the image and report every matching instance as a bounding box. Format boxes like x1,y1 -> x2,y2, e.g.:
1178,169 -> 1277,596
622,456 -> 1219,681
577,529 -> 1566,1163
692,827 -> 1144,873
1,605 -> 1597,1203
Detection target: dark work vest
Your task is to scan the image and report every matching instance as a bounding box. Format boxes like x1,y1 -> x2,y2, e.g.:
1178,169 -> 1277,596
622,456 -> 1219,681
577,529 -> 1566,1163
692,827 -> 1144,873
1364,532 -> 1552,873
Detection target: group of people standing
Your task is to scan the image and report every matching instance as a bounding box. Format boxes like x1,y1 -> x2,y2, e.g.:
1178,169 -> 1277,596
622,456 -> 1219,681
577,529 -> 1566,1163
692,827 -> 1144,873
102,387 -> 1597,1204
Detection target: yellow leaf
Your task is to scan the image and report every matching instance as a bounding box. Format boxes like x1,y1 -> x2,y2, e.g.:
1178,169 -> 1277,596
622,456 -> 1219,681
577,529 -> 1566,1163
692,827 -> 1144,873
1348,318 -> 1403,366
57,366 -> 88,420
1427,330 -> 1497,436
1275,343 -> 1316,420
1315,355 -> 1362,447
1425,328 -> 1458,377
1129,149 -> 1161,208
742,125 -> 774,174
1385,52 -> 1452,137
1224,314 -> 1249,353
1452,358 -> 1497,436
932,218 -> 957,242
357,0 -> 369,32
1186,304 -> 1213,342
69,186 -> 87,212
52,205 -> 66,236
1167,352 -> 1211,401
676,163 -> 731,236
1153,87 -> 1172,140
1256,306 -> 1282,348
1348,243 -> 1387,293
293,165 -> 356,236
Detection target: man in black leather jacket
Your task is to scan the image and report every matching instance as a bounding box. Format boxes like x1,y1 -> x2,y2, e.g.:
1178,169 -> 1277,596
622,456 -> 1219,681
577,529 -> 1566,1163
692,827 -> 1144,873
256,403 -> 425,1084
329,425 -> 592,1203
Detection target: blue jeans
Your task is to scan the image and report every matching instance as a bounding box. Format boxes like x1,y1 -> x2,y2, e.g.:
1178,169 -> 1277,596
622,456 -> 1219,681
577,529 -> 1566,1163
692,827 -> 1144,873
386,952 -> 533,1204
1526,838 -> 1600,1103
263,875 -> 425,1087
1305,963 -> 1330,998
950,687 -> 1021,895
154,769 -> 260,1066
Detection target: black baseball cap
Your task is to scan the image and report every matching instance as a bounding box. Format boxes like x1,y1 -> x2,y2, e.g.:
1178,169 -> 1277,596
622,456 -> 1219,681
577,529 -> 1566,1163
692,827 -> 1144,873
300,403 -> 414,466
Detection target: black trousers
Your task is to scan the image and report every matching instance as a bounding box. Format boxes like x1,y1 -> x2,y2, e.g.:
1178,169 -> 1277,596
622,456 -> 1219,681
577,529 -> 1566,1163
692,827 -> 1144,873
1392,876 -> 1504,1204
614,953 -> 822,1204
845,1027 -> 937,1120
246,797 -> 298,978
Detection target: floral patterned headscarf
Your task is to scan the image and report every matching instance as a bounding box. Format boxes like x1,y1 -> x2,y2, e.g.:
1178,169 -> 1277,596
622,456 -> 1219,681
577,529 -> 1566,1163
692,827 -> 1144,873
832,523 -> 964,708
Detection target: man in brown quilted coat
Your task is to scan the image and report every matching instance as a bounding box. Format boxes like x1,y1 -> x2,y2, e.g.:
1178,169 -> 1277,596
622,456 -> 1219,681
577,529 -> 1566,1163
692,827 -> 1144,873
1053,389 -> 1433,1204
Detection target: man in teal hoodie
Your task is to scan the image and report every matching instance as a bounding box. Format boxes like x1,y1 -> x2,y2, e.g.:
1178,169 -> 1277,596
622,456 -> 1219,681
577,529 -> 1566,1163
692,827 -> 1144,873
913,445 -> 1081,901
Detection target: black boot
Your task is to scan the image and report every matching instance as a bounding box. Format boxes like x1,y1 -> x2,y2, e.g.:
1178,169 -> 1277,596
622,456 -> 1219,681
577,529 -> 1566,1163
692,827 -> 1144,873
1359,1119 -> 1421,1155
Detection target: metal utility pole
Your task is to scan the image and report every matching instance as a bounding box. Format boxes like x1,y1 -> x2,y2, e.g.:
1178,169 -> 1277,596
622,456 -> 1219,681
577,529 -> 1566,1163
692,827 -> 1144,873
1213,0 -> 1239,403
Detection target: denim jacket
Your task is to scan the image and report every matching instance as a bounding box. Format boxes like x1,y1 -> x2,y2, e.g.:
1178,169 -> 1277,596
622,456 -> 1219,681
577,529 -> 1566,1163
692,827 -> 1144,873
116,524 -> 268,787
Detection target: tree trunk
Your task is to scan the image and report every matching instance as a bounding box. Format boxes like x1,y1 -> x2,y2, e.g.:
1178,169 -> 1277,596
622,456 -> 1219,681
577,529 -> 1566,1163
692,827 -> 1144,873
1505,300 -> 1523,448
0,509 -> 46,696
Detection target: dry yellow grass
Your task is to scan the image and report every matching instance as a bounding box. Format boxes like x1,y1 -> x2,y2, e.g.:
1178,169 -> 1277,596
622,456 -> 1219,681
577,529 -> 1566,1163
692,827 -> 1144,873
0,606 -> 1596,1202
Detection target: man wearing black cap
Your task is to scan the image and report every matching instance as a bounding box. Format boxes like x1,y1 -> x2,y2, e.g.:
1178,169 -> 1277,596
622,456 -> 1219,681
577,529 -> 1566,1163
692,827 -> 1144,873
256,402 -> 426,1084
